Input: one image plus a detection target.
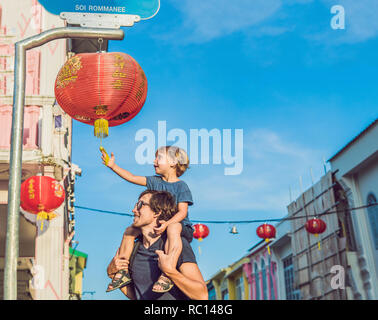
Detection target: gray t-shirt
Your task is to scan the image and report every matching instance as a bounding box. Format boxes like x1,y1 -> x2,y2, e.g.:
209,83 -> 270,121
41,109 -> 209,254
146,176 -> 193,226
129,236 -> 197,300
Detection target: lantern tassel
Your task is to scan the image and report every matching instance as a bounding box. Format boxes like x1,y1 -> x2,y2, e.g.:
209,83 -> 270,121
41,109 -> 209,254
37,211 -> 49,231
315,233 -> 321,250
48,212 -> 57,220
265,238 -> 271,255
36,211 -> 57,231
198,238 -> 203,254
94,119 -> 109,138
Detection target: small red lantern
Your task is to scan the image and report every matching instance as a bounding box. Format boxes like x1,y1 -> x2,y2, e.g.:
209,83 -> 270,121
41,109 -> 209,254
193,223 -> 210,241
305,218 -> 326,250
20,176 -> 65,230
54,52 -> 147,139
193,224 -> 209,255
256,223 -> 276,255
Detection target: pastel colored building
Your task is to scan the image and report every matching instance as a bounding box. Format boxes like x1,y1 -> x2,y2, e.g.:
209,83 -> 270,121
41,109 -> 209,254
209,257 -> 249,300
69,247 -> 88,300
207,219 -> 297,300
0,0 -> 87,299
328,119 -> 378,299
207,118 -> 377,300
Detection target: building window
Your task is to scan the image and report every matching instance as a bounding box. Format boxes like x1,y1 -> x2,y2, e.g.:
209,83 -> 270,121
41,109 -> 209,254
55,115 -> 62,128
208,287 -> 217,300
221,289 -> 229,300
367,193 -> 378,250
254,263 -> 260,300
283,255 -> 300,300
207,282 -> 216,300
261,259 -> 268,300
235,276 -> 244,300
269,258 -> 276,300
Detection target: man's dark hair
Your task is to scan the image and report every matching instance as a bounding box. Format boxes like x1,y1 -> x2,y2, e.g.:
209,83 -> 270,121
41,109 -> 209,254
138,190 -> 177,221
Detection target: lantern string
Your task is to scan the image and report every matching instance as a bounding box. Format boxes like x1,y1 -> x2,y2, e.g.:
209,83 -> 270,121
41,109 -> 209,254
73,202 -> 378,223
97,49 -> 103,146
98,38 -> 103,52
98,51 -> 102,107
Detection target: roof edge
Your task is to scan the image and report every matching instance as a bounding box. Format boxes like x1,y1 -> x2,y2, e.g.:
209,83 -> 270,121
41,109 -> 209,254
328,119 -> 378,162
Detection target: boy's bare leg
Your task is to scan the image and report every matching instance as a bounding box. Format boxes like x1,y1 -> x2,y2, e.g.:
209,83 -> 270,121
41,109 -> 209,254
107,226 -> 141,292
153,223 -> 182,292
118,225 -> 141,260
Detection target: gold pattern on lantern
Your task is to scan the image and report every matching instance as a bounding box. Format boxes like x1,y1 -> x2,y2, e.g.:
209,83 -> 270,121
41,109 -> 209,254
74,115 -> 92,121
112,54 -> 127,90
52,181 -> 64,198
135,67 -> 146,102
94,105 -> 108,116
56,56 -> 82,89
114,54 -> 125,69
112,70 -> 127,78
28,179 -> 35,199
112,79 -> 123,90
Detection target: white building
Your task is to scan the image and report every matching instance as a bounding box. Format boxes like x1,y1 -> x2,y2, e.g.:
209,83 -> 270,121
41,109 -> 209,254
269,217 -> 300,300
328,119 -> 378,299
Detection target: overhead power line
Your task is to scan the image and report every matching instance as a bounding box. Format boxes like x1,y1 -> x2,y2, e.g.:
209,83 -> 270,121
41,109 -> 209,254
74,202 -> 377,225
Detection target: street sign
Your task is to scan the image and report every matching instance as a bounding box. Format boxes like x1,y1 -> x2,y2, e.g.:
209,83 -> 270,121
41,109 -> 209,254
38,0 -> 160,19
38,0 -> 160,28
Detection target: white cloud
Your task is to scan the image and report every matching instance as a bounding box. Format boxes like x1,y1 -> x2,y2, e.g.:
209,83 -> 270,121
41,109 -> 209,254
306,0 -> 378,45
167,0 -> 283,43
163,0 -> 378,45
329,0 -> 378,43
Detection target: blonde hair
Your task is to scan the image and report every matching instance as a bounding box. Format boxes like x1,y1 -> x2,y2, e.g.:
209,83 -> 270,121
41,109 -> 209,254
156,146 -> 189,177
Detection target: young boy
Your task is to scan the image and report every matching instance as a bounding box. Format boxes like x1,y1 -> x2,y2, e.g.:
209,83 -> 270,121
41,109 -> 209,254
103,146 -> 194,293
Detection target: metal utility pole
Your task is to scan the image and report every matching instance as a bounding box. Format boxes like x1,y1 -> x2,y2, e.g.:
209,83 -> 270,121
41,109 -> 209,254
4,27 -> 124,300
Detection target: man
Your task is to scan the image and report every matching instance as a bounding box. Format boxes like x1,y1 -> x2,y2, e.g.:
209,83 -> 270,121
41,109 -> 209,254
107,190 -> 208,300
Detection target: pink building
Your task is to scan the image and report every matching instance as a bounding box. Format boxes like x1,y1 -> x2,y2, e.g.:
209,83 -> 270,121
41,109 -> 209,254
0,0 -> 82,300
243,244 -> 279,300
207,218 -> 299,300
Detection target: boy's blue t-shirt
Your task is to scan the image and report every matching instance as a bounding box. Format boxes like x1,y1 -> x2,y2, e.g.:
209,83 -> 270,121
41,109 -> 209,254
145,175 -> 193,226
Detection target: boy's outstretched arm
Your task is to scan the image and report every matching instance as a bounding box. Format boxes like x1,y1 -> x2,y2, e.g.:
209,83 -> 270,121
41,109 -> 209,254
101,151 -> 147,186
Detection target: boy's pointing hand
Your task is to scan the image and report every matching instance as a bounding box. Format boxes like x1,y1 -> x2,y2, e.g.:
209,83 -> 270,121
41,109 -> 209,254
101,149 -> 115,168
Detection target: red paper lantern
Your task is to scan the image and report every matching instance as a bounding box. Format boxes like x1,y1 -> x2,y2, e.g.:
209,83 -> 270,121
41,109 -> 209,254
54,52 -> 147,138
305,218 -> 327,250
20,176 -> 65,230
305,218 -> 327,235
256,223 -> 276,240
193,224 -> 210,241
256,223 -> 276,255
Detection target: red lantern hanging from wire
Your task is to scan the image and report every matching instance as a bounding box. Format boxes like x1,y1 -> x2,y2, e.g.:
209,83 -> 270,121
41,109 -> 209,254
305,218 -> 327,250
256,223 -> 276,255
20,176 -> 65,231
193,223 -> 210,254
54,52 -> 147,141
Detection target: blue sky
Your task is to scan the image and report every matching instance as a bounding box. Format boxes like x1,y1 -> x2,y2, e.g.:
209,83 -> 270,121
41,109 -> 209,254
71,0 -> 378,300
